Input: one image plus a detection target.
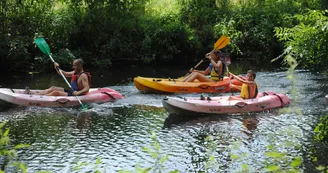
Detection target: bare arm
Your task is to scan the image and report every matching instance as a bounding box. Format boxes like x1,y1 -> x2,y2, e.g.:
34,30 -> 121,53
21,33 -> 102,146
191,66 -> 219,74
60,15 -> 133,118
54,62 -> 74,77
74,74 -> 90,95
210,59 -> 222,69
230,73 -> 256,85
206,53 -> 222,69
203,67 -> 210,75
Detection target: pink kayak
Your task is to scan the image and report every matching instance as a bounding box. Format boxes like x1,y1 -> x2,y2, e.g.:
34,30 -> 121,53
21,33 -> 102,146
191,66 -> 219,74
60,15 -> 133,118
162,91 -> 290,115
0,88 -> 124,107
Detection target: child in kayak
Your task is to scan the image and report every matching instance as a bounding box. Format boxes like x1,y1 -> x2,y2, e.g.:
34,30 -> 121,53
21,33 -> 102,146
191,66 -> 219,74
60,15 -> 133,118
182,50 -> 225,82
228,70 -> 258,100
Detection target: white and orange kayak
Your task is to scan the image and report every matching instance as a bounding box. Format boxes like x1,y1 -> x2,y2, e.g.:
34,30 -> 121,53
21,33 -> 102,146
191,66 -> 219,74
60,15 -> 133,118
162,91 -> 290,115
0,88 -> 123,107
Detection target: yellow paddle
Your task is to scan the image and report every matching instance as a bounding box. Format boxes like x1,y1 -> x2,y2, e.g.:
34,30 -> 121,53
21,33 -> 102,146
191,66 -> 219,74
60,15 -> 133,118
186,36 -> 230,76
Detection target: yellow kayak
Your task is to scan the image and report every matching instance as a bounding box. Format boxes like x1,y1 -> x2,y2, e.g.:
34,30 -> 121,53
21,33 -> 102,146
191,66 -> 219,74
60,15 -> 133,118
134,76 -> 243,94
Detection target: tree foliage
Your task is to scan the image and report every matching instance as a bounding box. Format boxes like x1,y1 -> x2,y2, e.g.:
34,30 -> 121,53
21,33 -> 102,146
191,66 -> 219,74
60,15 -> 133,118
0,0 -> 325,72
275,10 -> 328,69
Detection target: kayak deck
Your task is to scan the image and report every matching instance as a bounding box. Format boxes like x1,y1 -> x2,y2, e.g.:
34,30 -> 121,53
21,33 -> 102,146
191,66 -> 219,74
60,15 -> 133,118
134,76 -> 244,94
162,91 -> 290,115
0,88 -> 124,107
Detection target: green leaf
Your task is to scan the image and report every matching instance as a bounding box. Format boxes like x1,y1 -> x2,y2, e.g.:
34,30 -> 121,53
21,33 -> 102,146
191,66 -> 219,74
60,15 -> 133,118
142,147 -> 149,152
96,157 -> 101,164
3,129 -> 10,137
230,153 -> 239,160
264,151 -> 283,158
265,165 -> 280,171
267,145 -> 274,150
19,163 -> 27,173
0,121 -> 7,129
117,170 -> 131,173
316,165 -> 325,171
136,167 -> 151,173
117,170 -> 132,173
15,144 -> 31,149
160,155 -> 169,163
291,157 -> 302,168
169,170 -> 179,173
242,164 -> 248,171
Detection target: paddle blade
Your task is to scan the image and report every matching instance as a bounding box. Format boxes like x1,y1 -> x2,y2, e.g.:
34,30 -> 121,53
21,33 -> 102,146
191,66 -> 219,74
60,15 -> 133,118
214,36 -> 230,50
81,104 -> 88,110
34,37 -> 51,56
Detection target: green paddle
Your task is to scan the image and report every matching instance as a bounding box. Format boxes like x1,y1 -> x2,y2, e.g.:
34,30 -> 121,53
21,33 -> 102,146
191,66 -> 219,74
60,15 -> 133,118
34,37 -> 87,110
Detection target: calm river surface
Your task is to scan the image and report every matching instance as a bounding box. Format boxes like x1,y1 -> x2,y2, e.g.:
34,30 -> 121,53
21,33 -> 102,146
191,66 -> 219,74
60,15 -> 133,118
0,63 -> 327,172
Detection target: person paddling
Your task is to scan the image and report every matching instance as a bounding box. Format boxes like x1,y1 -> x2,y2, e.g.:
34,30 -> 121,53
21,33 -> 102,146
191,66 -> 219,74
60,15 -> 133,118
228,70 -> 258,100
34,59 -> 91,96
182,50 -> 225,82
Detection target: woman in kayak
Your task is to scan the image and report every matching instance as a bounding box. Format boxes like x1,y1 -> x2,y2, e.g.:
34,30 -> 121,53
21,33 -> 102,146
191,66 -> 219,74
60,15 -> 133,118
182,50 -> 225,82
32,59 -> 90,96
228,70 -> 258,100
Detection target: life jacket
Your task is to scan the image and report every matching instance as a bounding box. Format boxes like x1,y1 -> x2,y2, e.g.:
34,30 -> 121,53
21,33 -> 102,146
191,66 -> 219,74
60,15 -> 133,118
240,83 -> 258,99
209,62 -> 225,81
71,72 -> 91,92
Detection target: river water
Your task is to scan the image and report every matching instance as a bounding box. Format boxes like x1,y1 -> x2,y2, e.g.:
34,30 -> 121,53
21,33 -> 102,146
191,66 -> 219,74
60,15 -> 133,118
0,63 -> 327,172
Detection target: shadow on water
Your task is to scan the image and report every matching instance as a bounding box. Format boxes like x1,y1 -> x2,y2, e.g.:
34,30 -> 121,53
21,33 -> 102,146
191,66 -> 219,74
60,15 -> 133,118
0,67 -> 328,172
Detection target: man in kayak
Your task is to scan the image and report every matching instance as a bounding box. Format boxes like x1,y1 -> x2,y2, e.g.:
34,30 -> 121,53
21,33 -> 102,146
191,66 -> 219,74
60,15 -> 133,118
182,50 -> 225,82
33,59 -> 90,96
228,70 -> 258,100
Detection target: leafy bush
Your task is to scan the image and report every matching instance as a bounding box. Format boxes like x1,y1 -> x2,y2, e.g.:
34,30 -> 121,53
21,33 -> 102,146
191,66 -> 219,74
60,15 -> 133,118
275,10 -> 328,70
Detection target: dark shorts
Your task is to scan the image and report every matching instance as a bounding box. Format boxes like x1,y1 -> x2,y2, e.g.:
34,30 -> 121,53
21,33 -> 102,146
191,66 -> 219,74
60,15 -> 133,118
64,89 -> 86,96
64,89 -> 74,96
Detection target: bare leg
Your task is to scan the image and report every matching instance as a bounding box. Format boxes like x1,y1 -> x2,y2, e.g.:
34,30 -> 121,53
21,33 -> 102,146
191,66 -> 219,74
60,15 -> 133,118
227,96 -> 243,101
182,73 -> 193,82
37,86 -> 65,95
182,71 -> 203,82
185,73 -> 212,82
46,90 -> 68,96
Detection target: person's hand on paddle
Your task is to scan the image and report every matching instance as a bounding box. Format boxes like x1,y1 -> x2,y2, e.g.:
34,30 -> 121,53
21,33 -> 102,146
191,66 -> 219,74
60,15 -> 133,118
189,68 -> 194,73
54,62 -> 59,69
229,72 -> 235,79
205,53 -> 212,60
73,91 -> 81,96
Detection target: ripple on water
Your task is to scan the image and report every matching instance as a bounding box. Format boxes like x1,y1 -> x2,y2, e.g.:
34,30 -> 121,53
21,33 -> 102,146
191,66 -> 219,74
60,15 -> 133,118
1,70 -> 328,172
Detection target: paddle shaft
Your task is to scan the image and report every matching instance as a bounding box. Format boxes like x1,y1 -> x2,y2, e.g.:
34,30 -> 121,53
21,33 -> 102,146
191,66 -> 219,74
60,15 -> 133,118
192,58 -> 205,70
225,58 -> 233,96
